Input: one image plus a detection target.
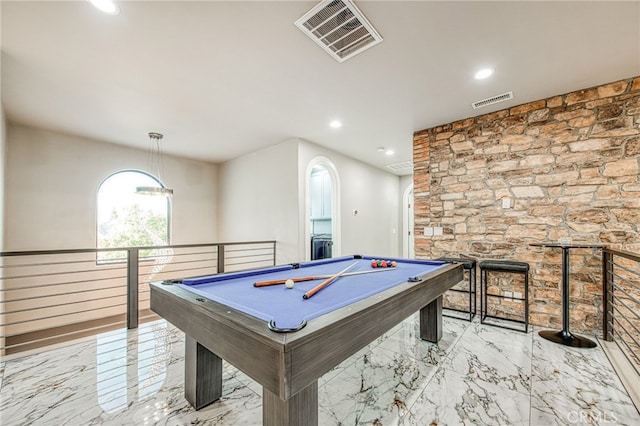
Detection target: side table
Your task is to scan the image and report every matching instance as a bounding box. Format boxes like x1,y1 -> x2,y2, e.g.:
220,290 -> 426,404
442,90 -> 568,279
530,242 -> 604,348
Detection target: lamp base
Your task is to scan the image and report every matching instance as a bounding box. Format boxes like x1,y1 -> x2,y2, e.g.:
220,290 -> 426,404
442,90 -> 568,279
539,330 -> 597,348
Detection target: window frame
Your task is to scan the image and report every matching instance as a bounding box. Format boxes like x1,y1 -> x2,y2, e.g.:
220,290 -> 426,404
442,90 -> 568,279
96,169 -> 172,264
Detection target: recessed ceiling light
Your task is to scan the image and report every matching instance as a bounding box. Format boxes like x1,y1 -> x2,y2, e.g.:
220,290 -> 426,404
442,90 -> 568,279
329,120 -> 342,129
377,147 -> 394,155
474,68 -> 494,80
90,0 -> 120,15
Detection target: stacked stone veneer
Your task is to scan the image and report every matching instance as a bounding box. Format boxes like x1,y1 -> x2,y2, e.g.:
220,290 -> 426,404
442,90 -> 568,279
413,76 -> 640,335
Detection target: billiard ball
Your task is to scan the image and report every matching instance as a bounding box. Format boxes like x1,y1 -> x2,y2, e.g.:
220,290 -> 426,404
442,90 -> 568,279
285,279 -> 295,289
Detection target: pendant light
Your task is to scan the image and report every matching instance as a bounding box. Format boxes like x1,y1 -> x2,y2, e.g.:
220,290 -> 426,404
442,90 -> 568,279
136,132 -> 174,196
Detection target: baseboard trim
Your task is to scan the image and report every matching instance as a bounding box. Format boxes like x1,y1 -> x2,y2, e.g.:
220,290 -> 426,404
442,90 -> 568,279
3,310 -> 160,357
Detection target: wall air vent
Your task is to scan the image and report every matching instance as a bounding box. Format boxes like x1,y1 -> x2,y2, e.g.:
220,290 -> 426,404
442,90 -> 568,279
386,161 -> 414,173
472,91 -> 514,109
295,0 -> 383,63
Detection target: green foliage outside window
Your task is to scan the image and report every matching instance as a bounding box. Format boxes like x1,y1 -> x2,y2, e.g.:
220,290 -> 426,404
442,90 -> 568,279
98,204 -> 168,261
97,171 -> 170,262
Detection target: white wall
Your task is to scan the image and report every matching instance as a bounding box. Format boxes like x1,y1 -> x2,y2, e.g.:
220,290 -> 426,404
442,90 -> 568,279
5,124 -> 218,251
218,138 -> 402,265
217,139 -> 300,264
5,124 -> 404,260
0,91 -> 6,353
1,2 -> 6,351
0,1 -> 2,252
0,106 -> 6,252
298,140 -> 400,259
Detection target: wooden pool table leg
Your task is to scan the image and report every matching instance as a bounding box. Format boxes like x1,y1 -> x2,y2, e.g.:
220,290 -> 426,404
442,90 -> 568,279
263,381 -> 318,426
184,335 -> 223,410
419,295 -> 443,343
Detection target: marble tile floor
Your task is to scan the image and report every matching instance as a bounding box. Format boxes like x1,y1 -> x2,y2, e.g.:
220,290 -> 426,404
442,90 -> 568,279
1,315 -> 638,426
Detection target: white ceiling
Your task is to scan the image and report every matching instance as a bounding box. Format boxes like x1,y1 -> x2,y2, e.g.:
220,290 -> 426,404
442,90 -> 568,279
2,1 -> 639,175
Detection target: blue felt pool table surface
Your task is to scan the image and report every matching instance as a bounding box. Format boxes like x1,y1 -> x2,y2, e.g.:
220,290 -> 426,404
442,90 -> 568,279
176,255 -> 447,331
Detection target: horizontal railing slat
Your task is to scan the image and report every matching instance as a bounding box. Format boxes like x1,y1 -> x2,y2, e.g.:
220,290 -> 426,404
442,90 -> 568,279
603,247 -> 640,383
0,241 -> 276,354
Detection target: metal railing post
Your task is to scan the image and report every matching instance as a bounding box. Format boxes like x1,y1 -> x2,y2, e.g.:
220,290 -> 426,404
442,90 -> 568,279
217,244 -> 225,274
602,249 -> 612,342
127,248 -> 139,329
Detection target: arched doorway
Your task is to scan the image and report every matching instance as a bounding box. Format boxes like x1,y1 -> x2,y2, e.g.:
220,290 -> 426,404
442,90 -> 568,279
305,157 -> 340,261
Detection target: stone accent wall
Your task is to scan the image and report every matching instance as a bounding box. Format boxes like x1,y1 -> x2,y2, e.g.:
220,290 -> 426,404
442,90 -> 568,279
413,76 -> 640,335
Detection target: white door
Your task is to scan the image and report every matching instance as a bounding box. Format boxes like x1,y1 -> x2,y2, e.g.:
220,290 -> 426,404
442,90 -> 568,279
403,186 -> 415,259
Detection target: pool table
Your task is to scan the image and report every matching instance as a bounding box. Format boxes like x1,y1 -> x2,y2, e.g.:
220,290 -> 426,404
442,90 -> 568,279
150,255 -> 462,426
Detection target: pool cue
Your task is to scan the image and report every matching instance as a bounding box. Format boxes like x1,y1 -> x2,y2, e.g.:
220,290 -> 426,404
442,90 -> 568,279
254,276 -> 317,287
253,267 -> 397,287
302,261 -> 359,299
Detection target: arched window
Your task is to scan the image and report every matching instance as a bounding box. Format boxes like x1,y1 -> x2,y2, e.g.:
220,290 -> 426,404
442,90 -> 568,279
97,170 -> 171,262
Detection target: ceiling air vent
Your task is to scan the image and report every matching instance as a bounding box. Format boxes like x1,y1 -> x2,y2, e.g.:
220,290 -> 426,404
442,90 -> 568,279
386,161 -> 414,173
472,91 -> 514,109
295,0 -> 383,63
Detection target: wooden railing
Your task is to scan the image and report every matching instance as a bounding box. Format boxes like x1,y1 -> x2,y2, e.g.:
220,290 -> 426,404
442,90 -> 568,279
602,248 -> 640,375
0,241 -> 276,354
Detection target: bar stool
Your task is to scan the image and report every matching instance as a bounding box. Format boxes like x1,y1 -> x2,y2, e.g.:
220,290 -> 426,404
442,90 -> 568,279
436,257 -> 476,321
480,259 -> 529,332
